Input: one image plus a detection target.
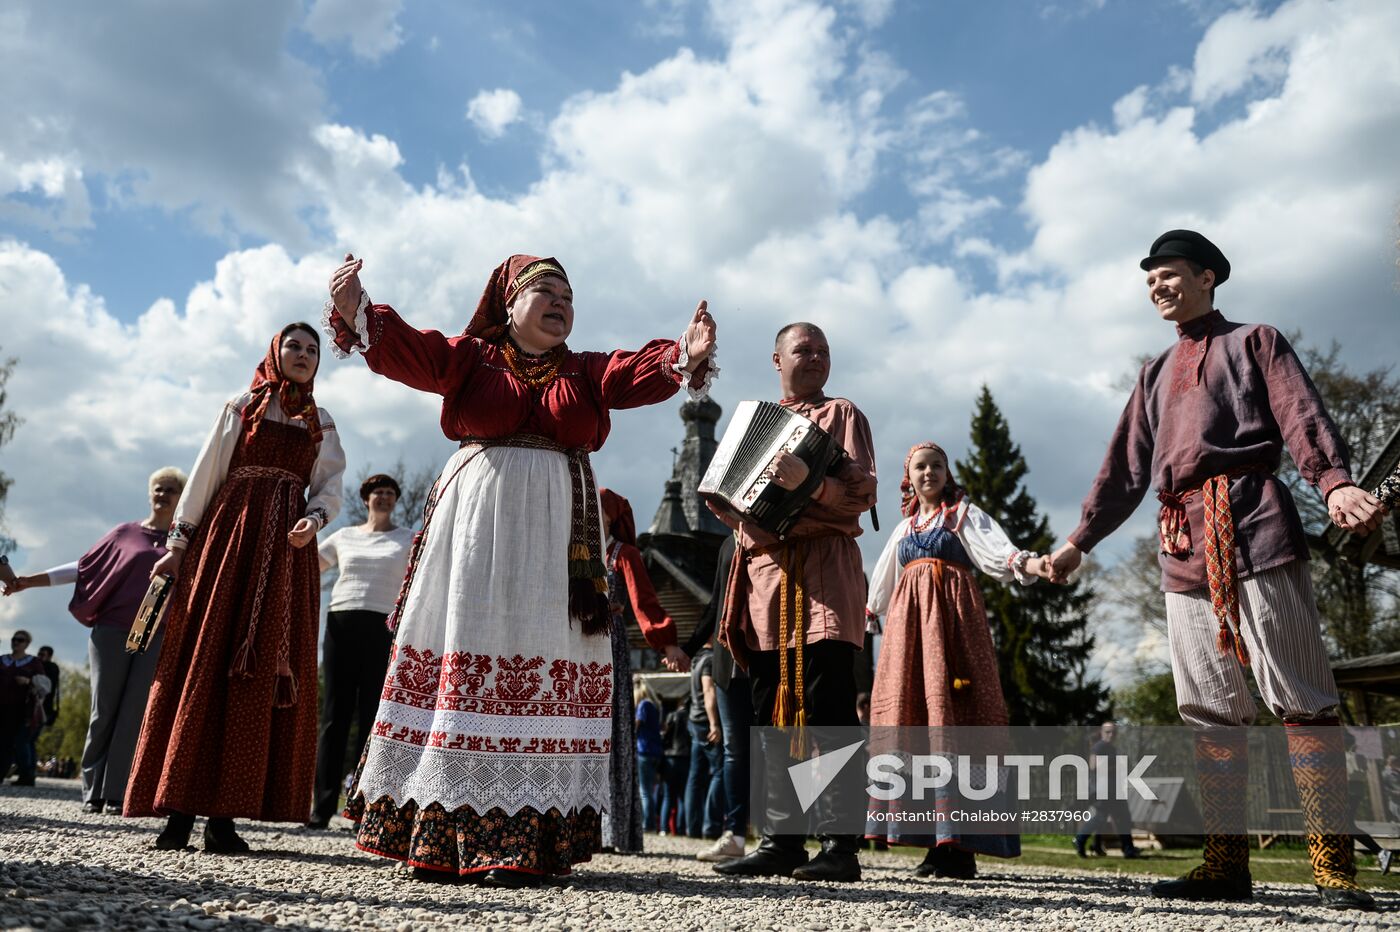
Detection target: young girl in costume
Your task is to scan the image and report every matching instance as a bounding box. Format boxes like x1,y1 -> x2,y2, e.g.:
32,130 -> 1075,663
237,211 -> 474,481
865,442 -> 1051,879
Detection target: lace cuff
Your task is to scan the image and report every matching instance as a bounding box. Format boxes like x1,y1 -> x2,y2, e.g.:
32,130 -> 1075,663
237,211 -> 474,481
323,291 -> 373,359
1008,550 -> 1039,586
671,335 -> 718,401
166,520 -> 198,551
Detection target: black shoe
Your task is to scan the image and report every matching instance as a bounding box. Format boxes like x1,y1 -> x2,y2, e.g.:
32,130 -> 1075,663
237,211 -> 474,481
933,848 -> 976,880
1316,885 -> 1377,912
793,849 -> 861,883
1150,874 -> 1252,902
305,818 -> 330,830
82,800 -> 104,814
104,800 -> 123,815
1122,848 -> 1143,860
481,868 -> 542,889
713,841 -> 809,878
203,817 -> 251,855
412,867 -> 466,885
155,813 -> 196,851
913,848 -> 939,877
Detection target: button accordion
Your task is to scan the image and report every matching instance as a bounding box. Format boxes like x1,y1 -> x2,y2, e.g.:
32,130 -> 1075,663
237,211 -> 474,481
699,400 -> 846,538
125,574 -> 174,654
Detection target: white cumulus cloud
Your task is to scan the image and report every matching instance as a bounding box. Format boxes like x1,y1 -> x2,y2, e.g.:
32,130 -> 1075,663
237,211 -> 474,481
466,89 -> 525,139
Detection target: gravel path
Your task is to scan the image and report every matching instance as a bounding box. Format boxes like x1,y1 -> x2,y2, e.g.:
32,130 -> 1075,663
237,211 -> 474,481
1,779 -> 1395,931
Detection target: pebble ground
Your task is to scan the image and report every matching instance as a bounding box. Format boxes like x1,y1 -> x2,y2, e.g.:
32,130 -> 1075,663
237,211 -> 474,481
1,779 -> 1395,930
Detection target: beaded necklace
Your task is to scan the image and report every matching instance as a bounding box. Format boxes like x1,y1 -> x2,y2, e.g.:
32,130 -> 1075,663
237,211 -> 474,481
501,338 -> 566,390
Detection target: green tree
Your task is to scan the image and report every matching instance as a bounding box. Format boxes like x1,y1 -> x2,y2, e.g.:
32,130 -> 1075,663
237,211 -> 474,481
1112,667 -> 1179,725
36,665 -> 90,765
955,386 -> 1110,725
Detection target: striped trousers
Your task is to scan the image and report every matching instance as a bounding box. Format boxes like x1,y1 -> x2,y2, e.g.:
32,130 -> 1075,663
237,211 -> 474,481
1165,560 -> 1339,727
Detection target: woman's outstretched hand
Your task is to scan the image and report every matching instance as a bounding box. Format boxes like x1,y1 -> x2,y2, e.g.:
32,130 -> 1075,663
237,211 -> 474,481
330,253 -> 365,324
683,300 -> 716,370
288,518 -> 318,549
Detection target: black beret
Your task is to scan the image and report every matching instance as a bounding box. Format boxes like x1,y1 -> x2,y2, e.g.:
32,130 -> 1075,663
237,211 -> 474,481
1139,229 -> 1230,285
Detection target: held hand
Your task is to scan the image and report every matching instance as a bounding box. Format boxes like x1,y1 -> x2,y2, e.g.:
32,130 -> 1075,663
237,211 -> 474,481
329,253 -> 365,321
683,300 -> 716,369
1328,485 -> 1383,535
1024,556 -> 1054,582
0,561 -> 14,588
661,644 -> 691,673
288,518 -> 318,549
15,676 -> 29,687
150,550 -> 184,583
3,575 -> 41,596
766,451 -> 811,492
1047,543 -> 1083,584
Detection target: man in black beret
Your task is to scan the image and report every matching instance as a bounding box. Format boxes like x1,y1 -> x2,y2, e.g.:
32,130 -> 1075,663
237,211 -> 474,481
1049,229 -> 1383,911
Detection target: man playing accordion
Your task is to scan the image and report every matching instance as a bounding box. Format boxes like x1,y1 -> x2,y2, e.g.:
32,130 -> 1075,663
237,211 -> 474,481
710,322 -> 877,883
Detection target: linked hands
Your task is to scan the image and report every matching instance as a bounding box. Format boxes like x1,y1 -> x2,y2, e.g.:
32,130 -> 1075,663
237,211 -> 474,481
1327,485 -> 1384,535
1044,542 -> 1083,585
661,644 -> 691,673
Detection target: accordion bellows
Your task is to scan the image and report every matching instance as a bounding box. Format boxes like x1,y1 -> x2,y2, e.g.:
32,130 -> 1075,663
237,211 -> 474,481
699,400 -> 845,538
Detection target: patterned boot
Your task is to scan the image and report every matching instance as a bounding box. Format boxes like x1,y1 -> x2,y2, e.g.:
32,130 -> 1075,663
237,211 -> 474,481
1287,722 -> 1376,912
1151,729 -> 1251,902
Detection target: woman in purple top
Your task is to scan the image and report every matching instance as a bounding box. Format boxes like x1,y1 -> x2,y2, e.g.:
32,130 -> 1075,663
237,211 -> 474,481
5,467 -> 186,813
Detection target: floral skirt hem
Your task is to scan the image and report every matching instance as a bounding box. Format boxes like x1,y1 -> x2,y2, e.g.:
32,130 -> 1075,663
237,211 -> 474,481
345,794 -> 600,876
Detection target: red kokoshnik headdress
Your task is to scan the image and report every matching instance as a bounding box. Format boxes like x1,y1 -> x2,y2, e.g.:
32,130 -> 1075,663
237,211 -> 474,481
462,254 -> 570,341
599,488 -> 637,548
245,331 -> 323,444
900,441 -> 964,518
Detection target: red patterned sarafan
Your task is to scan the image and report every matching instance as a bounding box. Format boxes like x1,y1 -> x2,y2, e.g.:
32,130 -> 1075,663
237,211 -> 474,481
495,654 -> 545,700
439,651 -> 493,696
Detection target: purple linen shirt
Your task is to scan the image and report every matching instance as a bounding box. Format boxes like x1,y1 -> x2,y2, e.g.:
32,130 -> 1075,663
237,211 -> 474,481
70,522 -> 168,629
1068,311 -> 1352,593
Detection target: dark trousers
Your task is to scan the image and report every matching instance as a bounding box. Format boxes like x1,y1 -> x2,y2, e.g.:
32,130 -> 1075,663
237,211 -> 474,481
312,609 -> 394,823
661,755 -> 689,833
749,639 -> 862,850
716,675 -> 753,837
1076,798 -> 1135,852
686,718 -> 725,837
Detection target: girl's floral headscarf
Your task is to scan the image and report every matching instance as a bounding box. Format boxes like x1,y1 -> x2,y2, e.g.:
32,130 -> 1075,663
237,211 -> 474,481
900,441 -> 964,517
462,254 -> 569,342
244,324 -> 323,444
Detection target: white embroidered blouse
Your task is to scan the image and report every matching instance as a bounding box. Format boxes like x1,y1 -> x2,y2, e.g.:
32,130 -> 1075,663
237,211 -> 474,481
166,391 -> 346,551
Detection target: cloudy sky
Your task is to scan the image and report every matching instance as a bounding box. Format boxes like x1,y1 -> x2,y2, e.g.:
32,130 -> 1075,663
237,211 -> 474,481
2,0 -> 1398,684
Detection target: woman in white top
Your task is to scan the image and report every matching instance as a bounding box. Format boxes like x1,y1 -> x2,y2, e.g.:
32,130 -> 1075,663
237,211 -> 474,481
865,442 -> 1052,880
308,473 -> 414,828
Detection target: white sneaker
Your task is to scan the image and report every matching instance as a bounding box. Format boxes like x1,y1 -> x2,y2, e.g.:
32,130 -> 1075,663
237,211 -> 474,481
696,831 -> 746,862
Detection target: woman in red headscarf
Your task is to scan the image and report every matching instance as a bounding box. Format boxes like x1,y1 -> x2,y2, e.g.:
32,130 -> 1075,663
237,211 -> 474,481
125,323 -> 346,853
864,442 -> 1051,879
598,487 -> 689,853
324,253 -> 715,887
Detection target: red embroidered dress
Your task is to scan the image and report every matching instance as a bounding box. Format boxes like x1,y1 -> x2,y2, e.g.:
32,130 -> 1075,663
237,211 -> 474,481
331,300 -> 708,877
125,394 -> 345,821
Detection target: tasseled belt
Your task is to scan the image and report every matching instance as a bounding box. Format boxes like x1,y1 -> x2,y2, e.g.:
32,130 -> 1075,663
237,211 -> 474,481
1156,463 -> 1270,666
728,531 -> 844,757
384,434 -> 611,637
226,464 -> 310,707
